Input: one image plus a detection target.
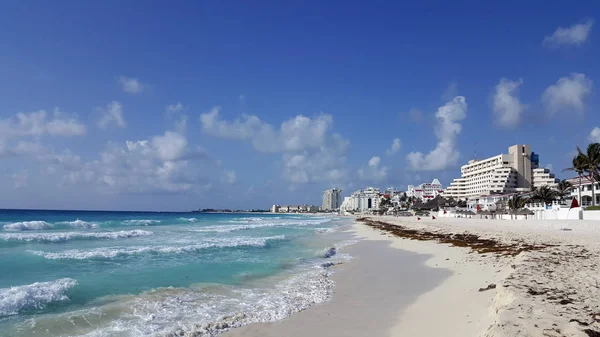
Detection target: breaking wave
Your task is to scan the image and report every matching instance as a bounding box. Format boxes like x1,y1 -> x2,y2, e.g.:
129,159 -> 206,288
3,221 -> 53,231
0,230 -> 153,243
57,219 -> 98,229
178,217 -> 198,222
315,227 -> 337,234
195,218 -> 333,233
55,268 -> 334,337
0,278 -> 77,317
29,235 -> 285,260
123,219 -> 161,226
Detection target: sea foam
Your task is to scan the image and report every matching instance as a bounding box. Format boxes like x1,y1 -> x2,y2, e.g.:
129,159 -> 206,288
123,219 -> 161,226
178,217 -> 198,222
0,278 -> 77,317
29,235 -> 285,260
71,267 -> 333,337
3,221 -> 53,231
0,230 -> 153,243
58,219 -> 99,229
195,218 -> 333,233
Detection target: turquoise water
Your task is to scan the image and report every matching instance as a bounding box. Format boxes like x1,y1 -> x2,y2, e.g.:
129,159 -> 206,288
0,210 -> 352,337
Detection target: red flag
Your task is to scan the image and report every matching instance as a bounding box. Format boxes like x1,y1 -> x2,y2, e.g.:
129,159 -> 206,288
443,209 -> 447,214
417,217 -> 421,220
477,204 -> 481,212
570,198 -> 579,209
432,216 -> 436,220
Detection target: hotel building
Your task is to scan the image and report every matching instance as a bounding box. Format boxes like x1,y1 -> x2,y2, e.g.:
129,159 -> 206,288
532,168 -> 559,188
322,188 -> 342,211
340,187 -> 382,213
406,178 -> 445,201
565,177 -> 600,207
445,144 -> 557,200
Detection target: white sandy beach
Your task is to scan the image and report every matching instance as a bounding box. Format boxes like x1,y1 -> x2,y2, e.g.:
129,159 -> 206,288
224,215 -> 600,337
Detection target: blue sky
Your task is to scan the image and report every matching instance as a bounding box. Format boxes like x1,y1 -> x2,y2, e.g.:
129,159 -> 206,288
0,1 -> 599,211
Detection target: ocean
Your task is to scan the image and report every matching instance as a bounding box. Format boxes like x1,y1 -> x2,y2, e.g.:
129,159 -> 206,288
0,210 -> 353,337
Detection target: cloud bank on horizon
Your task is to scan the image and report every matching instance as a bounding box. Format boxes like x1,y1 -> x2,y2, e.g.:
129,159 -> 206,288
0,4 -> 598,210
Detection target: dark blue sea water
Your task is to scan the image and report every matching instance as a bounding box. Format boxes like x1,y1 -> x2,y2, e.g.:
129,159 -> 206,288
0,210 -> 352,337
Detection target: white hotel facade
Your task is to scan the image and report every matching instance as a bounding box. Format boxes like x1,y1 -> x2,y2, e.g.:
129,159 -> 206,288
322,188 -> 342,211
445,144 -> 558,200
406,178 -> 445,201
340,187 -> 381,213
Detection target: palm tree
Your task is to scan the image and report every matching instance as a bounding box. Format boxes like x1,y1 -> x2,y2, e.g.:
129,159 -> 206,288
555,180 -> 574,201
508,195 -> 528,210
529,185 -> 560,205
576,143 -> 600,206
564,153 -> 586,206
378,196 -> 393,215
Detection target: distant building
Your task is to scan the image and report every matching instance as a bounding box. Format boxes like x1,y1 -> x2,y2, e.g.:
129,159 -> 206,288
565,177 -> 600,207
383,187 -> 403,197
271,204 -> 319,213
445,144 -> 537,200
340,187 -> 381,213
532,168 -> 559,189
322,188 -> 342,211
406,178 -> 444,201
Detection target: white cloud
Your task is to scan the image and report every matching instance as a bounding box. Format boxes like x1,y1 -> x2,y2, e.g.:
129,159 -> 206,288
200,107 -> 265,140
543,19 -> 594,47
151,131 -> 188,162
493,78 -> 526,128
52,128 -> 217,194
406,96 -> 467,171
386,138 -> 401,155
281,134 -> 348,185
98,101 -> 126,129
368,156 -> 381,167
200,107 -> 349,185
358,156 -> 388,182
118,76 -> 145,94
542,73 -> 592,115
13,141 -> 45,156
0,110 -> 85,144
199,107 -> 335,153
166,102 -> 184,114
590,127 -> 600,143
225,170 -> 237,184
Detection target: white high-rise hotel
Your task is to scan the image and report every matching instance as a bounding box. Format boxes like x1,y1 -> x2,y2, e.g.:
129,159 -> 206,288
445,144 -> 558,200
322,188 -> 342,210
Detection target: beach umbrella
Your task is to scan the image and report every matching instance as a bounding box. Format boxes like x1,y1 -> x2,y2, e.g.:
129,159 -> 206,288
465,210 -> 476,216
478,210 -> 492,215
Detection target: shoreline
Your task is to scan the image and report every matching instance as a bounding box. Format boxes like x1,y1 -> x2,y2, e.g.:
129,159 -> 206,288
223,222 -> 451,337
224,215 -> 600,337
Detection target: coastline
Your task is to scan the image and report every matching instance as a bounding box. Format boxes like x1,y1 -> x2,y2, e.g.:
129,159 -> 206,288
223,223 -> 451,337
224,215 -> 600,337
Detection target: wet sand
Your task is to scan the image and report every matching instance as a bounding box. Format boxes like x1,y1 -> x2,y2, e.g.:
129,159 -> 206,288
223,235 -> 450,337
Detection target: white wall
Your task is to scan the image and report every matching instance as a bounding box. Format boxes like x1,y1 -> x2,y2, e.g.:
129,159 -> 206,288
437,207 -> 584,220
583,211 -> 600,221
